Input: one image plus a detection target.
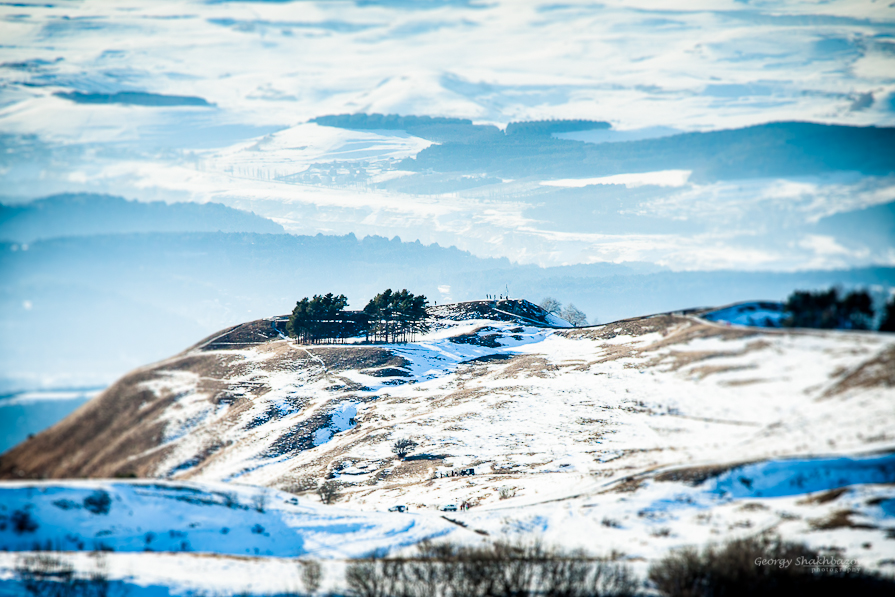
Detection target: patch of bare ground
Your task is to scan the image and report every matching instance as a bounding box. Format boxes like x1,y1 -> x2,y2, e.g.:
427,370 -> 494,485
578,345 -> 638,368
608,476 -> 645,493
560,315 -> 681,341
310,347 -> 408,373
809,509 -> 878,531
433,387 -> 491,408
649,340 -> 769,373
494,355 -> 558,379
821,346 -> 895,399
390,459 -> 437,481
450,326 -> 503,348
686,364 -> 758,379
798,487 -> 850,505
193,318 -> 283,351
569,318 -> 765,371
0,365 -> 189,480
654,462 -> 746,486
719,378 -> 766,387
0,337 -> 362,480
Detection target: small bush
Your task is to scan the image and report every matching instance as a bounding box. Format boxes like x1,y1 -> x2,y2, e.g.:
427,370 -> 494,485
252,492 -> 266,513
285,476 -> 319,494
11,509 -> 38,534
83,490 -> 112,515
601,518 -> 621,529
317,480 -> 342,505
300,559 -> 323,594
648,535 -> 895,597
498,486 -> 516,500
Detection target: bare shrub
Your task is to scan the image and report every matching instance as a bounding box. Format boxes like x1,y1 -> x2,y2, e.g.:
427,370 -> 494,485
252,492 -> 267,513
391,438 -> 418,459
300,559 -> 323,594
285,476 -> 319,494
601,518 -> 621,529
11,509 -> 39,534
15,551 -> 115,597
498,486 -> 516,500
83,490 -> 112,515
649,535 -> 895,597
345,540 -> 638,597
317,480 -> 342,505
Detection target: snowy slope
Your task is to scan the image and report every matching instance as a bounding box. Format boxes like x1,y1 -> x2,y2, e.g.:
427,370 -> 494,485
0,480 -> 455,558
1,300 -> 894,591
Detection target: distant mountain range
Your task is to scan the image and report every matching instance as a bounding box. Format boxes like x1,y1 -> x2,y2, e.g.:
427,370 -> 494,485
3,230 -> 894,395
0,193 -> 283,243
2,192 -> 893,394
315,115 -> 895,181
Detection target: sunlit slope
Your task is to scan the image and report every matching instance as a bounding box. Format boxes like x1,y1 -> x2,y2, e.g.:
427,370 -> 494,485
3,300 -> 892,509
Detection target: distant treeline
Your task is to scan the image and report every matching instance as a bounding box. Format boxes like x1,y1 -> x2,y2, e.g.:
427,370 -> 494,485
504,119 -> 610,136
784,288 -> 895,331
0,193 -> 283,243
311,113 -> 610,144
314,113 -> 895,181
287,289 -> 429,344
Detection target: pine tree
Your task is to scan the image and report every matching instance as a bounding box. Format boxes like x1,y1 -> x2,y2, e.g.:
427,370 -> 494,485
880,296 -> 895,332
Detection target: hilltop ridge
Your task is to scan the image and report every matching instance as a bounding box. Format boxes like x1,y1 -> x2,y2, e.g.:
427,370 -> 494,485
1,299 -> 894,574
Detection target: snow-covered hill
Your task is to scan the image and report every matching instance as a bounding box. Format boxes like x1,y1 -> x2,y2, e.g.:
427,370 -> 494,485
1,299 -> 894,592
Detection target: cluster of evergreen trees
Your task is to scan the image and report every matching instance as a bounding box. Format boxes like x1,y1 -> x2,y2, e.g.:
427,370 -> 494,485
286,289 -> 429,344
363,289 -> 429,343
783,288 -> 895,331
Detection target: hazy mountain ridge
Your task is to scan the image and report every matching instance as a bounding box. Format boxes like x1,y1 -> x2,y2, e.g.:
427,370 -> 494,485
311,115 -> 895,180
3,228 -> 893,394
0,193 -> 284,243
404,121 -> 895,181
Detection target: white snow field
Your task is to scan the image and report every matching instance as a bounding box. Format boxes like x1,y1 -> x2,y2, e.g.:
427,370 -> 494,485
1,303 -> 893,593
0,480 -> 453,558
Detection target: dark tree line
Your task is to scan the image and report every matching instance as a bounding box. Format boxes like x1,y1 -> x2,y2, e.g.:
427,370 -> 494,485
286,289 -> 429,344
783,288 -> 883,330
287,293 -> 362,344
880,296 -> 895,332
363,289 -> 429,343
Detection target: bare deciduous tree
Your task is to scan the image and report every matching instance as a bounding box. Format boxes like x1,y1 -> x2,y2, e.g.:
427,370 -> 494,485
252,492 -> 266,513
391,438 -> 418,459
539,297 -> 561,314
561,304 -> 588,327
300,559 -> 323,595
